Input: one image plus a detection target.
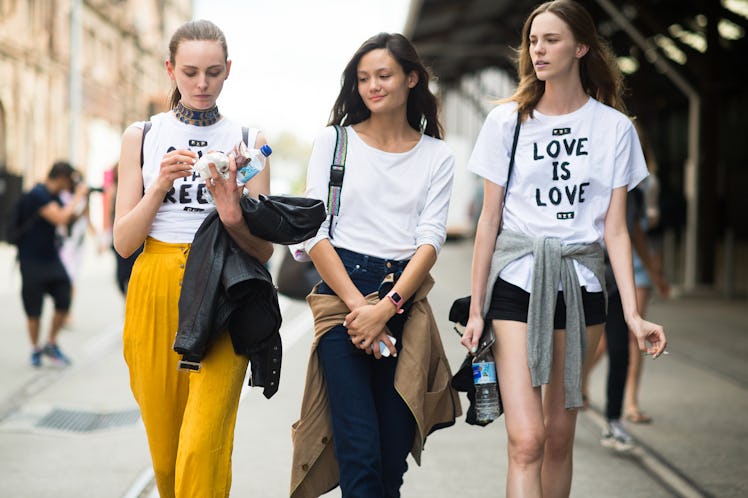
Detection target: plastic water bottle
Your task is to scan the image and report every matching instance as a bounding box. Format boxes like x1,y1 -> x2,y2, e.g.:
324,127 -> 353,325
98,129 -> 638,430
237,144 -> 272,184
472,348 -> 501,423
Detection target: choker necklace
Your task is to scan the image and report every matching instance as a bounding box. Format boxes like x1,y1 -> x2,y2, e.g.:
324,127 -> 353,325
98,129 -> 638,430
174,101 -> 221,126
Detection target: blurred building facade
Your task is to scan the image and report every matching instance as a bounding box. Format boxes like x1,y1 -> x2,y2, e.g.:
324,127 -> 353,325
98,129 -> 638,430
0,0 -> 191,189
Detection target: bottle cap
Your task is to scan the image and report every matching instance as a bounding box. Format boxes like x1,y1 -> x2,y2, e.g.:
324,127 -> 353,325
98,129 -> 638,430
260,144 -> 272,157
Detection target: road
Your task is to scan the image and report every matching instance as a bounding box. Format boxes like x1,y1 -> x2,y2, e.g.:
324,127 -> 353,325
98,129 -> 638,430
0,238 -> 746,497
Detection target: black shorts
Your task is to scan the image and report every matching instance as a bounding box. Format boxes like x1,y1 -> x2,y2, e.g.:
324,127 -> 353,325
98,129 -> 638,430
19,260 -> 72,317
485,276 -> 606,329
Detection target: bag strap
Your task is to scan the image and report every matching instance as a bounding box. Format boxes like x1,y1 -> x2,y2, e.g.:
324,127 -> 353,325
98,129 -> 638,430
327,124 -> 348,238
504,111 -> 522,202
480,111 -> 521,349
140,121 -> 152,168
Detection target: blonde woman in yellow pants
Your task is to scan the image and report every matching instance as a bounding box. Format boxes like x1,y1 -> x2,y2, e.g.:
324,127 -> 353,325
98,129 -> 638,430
113,20 -> 273,498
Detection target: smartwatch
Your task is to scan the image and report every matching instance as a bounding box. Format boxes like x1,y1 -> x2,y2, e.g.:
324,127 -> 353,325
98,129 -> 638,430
386,290 -> 405,314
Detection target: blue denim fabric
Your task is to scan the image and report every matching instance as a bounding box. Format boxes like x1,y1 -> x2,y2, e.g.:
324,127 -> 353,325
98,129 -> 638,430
316,248 -> 416,498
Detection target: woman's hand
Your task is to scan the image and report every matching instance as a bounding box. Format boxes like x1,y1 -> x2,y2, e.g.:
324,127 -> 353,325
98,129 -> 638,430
204,154 -> 244,226
364,330 -> 397,359
156,149 -> 196,194
628,316 -> 667,358
461,315 -> 484,354
344,302 -> 394,352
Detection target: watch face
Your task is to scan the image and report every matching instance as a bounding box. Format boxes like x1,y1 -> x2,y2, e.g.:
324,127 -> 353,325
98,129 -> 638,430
391,292 -> 402,303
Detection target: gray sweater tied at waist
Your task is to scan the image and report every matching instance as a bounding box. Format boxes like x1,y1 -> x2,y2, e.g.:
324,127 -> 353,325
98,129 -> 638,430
482,230 -> 607,409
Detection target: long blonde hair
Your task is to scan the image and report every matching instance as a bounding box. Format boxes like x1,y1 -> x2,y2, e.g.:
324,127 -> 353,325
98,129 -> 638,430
504,0 -> 626,120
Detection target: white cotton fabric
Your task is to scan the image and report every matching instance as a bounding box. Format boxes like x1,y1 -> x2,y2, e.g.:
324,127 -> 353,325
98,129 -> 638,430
138,112 -> 258,243
468,98 -> 648,292
303,125 -> 455,260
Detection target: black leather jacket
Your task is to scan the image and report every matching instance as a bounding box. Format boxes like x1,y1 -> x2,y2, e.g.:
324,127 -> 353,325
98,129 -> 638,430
174,207 -> 282,399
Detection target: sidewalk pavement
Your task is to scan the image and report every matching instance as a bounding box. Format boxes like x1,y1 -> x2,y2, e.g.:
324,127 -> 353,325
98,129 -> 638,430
0,238 -> 746,497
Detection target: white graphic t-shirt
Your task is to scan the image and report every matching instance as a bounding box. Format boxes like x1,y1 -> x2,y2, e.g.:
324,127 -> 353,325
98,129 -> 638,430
468,98 -> 648,292
138,112 -> 256,243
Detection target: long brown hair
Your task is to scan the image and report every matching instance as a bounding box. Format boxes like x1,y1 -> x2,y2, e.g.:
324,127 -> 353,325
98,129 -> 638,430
328,32 -> 443,139
167,20 -> 228,109
506,0 -> 626,120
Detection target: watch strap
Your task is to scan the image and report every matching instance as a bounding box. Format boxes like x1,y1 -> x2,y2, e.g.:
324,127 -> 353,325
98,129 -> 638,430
386,290 -> 405,314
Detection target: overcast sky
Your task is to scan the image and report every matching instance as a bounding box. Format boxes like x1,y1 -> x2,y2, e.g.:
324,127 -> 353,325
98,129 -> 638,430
193,0 -> 412,143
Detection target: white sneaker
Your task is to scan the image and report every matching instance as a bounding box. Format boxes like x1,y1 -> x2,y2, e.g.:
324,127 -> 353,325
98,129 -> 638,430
601,419 -> 635,452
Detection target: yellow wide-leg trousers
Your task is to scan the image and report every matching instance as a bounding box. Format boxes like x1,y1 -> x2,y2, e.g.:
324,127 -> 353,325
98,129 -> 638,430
123,238 -> 249,498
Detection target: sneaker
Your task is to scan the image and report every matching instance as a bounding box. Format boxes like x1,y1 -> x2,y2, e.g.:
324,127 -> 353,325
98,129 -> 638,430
30,349 -> 42,368
601,419 -> 634,452
42,343 -> 71,367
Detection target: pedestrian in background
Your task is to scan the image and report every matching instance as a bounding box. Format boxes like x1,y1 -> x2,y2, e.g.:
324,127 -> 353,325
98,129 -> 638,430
103,164 -> 142,296
113,20 -> 273,497
460,1 -> 667,497
584,182 -> 670,452
582,123 -> 670,450
290,32 -> 459,498
16,160 -> 89,367
624,122 -> 669,424
57,169 -> 100,326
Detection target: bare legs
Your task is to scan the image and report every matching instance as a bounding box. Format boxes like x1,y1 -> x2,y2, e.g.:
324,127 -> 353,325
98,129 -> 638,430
496,320 -> 604,498
27,310 -> 67,348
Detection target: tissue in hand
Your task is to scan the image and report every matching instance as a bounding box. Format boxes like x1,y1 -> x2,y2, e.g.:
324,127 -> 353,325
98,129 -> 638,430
193,152 -> 230,181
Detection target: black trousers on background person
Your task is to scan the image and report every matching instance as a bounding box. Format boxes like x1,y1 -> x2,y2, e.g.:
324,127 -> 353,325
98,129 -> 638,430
604,290 -> 630,420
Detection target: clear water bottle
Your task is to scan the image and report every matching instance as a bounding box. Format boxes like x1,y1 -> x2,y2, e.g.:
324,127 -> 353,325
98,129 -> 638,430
236,143 -> 272,184
472,348 -> 500,423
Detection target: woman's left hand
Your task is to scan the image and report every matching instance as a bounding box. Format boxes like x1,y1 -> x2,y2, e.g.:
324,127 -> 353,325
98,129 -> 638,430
629,316 -> 667,358
204,155 -> 243,226
344,303 -> 393,351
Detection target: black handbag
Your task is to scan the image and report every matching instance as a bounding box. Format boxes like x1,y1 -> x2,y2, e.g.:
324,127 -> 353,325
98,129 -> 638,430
240,194 -> 326,245
276,249 -> 321,300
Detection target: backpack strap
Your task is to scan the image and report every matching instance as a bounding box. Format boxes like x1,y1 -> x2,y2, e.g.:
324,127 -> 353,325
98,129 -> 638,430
140,121 -> 152,168
327,125 -> 348,238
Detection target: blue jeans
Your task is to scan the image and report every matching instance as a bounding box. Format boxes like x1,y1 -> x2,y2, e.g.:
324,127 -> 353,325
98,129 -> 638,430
317,248 -> 416,498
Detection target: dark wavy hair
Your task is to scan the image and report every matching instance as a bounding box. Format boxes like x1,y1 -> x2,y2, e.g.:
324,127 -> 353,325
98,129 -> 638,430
328,32 -> 443,139
506,0 -> 626,120
167,20 -> 228,109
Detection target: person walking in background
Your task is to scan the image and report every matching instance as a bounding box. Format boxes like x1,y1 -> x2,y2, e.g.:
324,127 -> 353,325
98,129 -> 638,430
460,1 -> 667,496
624,123 -> 669,424
103,164 -> 142,296
113,20 -> 273,497
585,182 -> 669,452
290,32 -> 459,498
15,160 -> 89,367
57,169 -> 101,325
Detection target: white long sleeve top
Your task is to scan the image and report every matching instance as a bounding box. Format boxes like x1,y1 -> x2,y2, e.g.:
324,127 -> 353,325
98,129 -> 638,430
303,125 -> 455,260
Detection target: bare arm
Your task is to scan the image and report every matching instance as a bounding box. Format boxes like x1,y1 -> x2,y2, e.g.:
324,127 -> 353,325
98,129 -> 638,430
605,186 -> 667,357
113,124 -> 195,257
461,179 -> 504,353
38,183 -> 89,226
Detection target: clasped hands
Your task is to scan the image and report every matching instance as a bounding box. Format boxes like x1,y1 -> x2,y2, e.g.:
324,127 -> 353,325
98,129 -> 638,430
343,300 -> 398,359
